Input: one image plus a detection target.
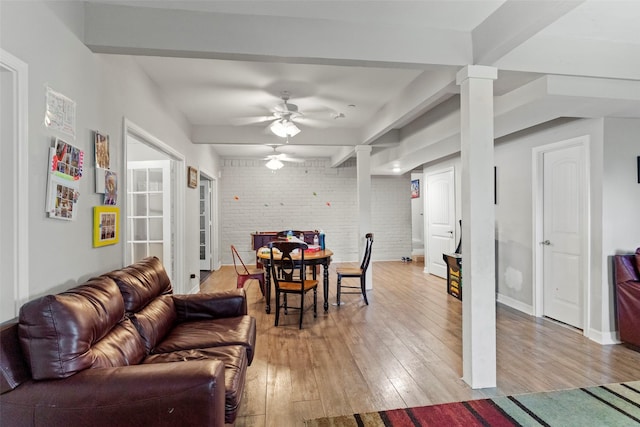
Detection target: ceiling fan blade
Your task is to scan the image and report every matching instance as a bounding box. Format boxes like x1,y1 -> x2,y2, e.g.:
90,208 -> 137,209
295,117 -> 332,128
279,155 -> 305,163
230,115 -> 276,126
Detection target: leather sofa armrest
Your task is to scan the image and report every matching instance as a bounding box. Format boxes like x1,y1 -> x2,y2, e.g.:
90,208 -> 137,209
0,360 -> 226,427
173,289 -> 248,321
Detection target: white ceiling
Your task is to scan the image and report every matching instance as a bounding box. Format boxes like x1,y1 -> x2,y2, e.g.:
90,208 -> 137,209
84,0 -> 640,173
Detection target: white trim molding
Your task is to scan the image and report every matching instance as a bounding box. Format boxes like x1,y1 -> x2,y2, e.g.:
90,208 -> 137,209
123,118 -> 186,294
0,49 -> 29,318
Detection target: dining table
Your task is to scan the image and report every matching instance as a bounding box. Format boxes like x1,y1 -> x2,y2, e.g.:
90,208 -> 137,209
256,247 -> 333,314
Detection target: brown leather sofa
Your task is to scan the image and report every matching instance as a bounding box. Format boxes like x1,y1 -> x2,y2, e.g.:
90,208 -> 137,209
614,248 -> 640,350
0,257 -> 256,426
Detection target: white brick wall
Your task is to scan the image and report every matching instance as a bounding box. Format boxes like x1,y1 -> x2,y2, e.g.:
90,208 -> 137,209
221,158 -> 412,265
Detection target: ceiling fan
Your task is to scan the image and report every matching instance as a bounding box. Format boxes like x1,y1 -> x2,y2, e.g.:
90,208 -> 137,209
233,91 -> 334,138
263,145 -> 304,170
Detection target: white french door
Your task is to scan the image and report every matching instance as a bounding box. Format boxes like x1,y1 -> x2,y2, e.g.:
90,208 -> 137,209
199,177 -> 213,271
425,167 -> 456,278
127,160 -> 173,280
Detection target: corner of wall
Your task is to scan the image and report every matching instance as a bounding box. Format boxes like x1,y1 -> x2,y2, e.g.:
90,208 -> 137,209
587,328 -> 620,345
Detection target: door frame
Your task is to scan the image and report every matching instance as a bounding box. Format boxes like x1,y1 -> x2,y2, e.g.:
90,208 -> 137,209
424,166 -> 456,276
123,118 -> 185,292
532,135 -> 590,335
199,168 -> 220,271
0,49 -> 29,318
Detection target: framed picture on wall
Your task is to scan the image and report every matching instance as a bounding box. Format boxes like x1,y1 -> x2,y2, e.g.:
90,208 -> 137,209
188,166 -> 198,188
411,179 -> 420,199
93,206 -> 119,247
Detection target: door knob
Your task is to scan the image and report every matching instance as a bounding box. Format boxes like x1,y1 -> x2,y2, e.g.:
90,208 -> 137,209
447,230 -> 453,235
540,240 -> 551,246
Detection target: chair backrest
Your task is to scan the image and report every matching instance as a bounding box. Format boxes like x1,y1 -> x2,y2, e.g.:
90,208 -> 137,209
231,245 -> 250,276
276,230 -> 304,240
269,241 -> 308,289
360,233 -> 374,272
275,230 -> 305,241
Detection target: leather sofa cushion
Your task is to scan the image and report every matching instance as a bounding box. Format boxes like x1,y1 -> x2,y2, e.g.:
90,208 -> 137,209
152,316 -> 256,364
105,256 -> 172,313
636,247 -> 640,274
91,319 -> 147,369
131,295 -> 177,353
18,277 -> 144,380
143,345 -> 247,424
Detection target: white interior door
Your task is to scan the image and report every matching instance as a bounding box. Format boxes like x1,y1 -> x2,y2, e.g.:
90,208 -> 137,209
542,144 -> 585,329
426,167 -> 455,278
127,160 -> 173,280
199,177 -> 212,271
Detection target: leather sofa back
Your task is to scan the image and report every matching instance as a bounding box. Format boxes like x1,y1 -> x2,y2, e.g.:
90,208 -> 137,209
105,256 -> 172,312
131,295 -> 177,353
18,276 -> 146,380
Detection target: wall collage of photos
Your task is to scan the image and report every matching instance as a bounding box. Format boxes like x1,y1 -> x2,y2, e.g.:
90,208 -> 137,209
43,87 -> 119,247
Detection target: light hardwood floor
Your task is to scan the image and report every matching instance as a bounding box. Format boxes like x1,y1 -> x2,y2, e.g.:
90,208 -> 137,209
201,261 -> 640,427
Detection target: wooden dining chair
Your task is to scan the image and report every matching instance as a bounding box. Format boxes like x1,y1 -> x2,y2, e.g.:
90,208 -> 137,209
231,245 -> 265,295
269,241 -> 318,329
336,233 -> 374,305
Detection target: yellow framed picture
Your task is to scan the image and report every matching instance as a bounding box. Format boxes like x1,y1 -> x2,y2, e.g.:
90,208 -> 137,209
93,206 -> 120,247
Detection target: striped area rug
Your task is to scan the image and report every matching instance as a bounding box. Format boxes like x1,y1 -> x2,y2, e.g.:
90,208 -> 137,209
304,381 -> 640,427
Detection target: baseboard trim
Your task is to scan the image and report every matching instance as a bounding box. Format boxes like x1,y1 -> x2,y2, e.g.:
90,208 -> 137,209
587,329 -> 620,345
496,293 -> 534,316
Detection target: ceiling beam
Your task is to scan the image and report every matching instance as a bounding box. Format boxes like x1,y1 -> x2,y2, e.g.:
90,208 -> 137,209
84,3 -> 472,68
370,75 -> 640,174
473,0 -> 585,66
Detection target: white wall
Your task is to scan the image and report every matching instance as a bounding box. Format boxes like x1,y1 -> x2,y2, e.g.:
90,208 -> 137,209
221,159 -> 411,264
0,2 -> 220,300
421,117 -> 637,341
601,118 -> 640,338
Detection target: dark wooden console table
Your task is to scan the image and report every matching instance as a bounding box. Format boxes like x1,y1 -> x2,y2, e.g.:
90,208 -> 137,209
443,253 -> 462,300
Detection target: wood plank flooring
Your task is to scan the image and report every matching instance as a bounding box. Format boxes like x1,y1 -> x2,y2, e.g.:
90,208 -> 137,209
200,261 -> 640,427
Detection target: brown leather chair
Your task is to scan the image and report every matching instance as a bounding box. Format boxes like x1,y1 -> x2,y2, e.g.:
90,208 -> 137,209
231,245 -> 265,295
269,241 -> 318,328
336,233 -> 373,305
614,248 -> 640,350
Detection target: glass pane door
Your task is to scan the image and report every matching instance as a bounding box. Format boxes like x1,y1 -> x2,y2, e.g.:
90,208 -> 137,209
127,160 -> 172,279
199,178 -> 212,270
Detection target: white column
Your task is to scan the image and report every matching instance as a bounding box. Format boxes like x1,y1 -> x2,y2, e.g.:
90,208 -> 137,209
355,145 -> 373,289
456,65 -> 497,389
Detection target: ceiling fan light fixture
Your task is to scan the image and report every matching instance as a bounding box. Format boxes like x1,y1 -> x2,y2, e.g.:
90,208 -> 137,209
266,158 -> 284,170
270,119 -> 300,138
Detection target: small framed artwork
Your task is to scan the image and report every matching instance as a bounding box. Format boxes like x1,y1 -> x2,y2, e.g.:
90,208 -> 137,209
94,131 -> 110,169
411,179 -> 420,199
637,156 -> 639,183
188,166 -> 198,188
93,206 -> 120,247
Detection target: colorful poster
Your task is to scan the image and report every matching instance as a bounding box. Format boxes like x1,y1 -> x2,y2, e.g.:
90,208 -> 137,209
51,138 -> 83,180
104,170 -> 117,205
46,174 -> 79,220
95,132 -> 110,169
